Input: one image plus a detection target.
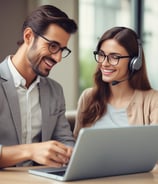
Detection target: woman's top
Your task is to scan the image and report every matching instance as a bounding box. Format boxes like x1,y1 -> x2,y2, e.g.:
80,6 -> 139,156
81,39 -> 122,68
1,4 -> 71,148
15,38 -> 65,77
74,88 -> 158,139
92,104 -> 129,128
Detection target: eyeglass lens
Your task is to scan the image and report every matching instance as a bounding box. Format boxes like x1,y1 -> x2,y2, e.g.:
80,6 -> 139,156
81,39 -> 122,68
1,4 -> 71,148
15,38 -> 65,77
49,42 -> 71,58
94,51 -> 119,65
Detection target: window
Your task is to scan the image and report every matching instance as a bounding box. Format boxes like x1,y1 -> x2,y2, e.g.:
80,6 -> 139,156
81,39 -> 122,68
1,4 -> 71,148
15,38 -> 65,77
79,0 -> 133,94
143,0 -> 158,89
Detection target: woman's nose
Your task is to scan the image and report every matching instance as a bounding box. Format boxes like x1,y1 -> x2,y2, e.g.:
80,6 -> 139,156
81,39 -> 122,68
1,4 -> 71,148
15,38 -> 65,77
102,56 -> 110,66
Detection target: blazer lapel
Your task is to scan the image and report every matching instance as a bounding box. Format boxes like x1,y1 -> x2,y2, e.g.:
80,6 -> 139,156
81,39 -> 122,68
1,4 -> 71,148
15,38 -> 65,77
0,59 -> 57,143
39,79 -> 55,141
0,60 -> 22,143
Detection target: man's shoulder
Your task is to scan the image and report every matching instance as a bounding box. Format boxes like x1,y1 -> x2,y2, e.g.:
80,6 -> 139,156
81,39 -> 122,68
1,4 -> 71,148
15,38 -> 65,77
0,57 -> 10,80
0,57 -> 8,67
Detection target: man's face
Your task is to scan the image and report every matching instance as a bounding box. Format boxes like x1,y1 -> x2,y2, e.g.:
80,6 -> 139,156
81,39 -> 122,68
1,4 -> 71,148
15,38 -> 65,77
27,24 -> 71,77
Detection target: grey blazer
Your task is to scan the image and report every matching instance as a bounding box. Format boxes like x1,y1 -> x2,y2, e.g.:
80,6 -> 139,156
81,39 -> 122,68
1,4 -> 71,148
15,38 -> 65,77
0,57 -> 75,147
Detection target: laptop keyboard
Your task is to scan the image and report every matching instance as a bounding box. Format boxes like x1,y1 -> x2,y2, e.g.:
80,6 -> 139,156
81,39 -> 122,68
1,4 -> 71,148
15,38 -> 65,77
43,166 -> 67,176
48,171 -> 65,176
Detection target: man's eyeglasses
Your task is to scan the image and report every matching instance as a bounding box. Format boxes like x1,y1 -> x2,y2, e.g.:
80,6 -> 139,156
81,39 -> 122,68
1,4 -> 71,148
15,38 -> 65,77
93,50 -> 131,66
34,32 -> 71,58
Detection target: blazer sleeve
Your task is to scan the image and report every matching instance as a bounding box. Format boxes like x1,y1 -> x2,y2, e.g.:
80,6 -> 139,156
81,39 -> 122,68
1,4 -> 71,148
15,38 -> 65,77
40,77 -> 75,147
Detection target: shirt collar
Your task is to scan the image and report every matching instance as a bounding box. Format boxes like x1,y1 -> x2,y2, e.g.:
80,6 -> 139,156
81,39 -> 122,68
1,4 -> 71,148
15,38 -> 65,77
7,55 -> 40,88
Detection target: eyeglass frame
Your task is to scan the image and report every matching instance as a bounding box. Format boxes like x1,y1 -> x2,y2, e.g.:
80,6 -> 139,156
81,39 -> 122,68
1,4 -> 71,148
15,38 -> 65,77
33,31 -> 71,58
93,50 -> 131,66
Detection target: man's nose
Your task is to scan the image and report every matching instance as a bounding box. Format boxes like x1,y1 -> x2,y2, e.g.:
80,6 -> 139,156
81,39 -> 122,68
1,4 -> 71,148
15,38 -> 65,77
50,51 -> 62,63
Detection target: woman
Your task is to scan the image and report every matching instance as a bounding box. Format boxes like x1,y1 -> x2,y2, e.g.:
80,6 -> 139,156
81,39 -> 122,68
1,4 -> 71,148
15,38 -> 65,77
74,26 -> 158,139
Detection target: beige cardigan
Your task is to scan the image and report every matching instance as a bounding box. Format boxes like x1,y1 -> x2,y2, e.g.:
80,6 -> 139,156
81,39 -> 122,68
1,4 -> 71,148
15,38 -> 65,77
73,88 -> 158,138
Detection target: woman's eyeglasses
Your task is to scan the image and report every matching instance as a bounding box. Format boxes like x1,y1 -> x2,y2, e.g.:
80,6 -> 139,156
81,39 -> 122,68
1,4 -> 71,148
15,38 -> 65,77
93,50 -> 131,66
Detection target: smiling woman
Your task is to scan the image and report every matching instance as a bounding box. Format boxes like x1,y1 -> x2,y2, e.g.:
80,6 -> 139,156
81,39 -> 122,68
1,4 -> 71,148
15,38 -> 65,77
73,26 -> 158,139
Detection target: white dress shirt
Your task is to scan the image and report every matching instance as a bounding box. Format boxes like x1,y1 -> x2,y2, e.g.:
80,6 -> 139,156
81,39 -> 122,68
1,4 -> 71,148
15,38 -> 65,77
7,56 -> 42,144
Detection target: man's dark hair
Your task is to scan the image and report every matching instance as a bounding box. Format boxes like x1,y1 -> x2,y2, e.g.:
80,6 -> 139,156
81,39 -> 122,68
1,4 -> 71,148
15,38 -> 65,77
17,5 -> 77,46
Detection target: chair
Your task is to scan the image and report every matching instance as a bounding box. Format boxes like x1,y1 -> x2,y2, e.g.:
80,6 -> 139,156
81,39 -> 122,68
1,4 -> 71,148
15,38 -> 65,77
65,110 -> 76,131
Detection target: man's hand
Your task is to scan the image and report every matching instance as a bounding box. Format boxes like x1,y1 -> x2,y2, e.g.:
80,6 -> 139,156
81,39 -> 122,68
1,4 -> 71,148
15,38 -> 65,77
0,141 -> 73,168
29,141 -> 73,167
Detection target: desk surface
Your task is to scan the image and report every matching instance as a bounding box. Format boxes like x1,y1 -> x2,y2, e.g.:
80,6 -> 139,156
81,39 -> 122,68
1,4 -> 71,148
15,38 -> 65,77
1,166 -> 158,184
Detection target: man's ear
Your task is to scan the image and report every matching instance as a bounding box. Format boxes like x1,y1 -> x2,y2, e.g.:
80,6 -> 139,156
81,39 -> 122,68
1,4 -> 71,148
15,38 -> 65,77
23,27 -> 35,45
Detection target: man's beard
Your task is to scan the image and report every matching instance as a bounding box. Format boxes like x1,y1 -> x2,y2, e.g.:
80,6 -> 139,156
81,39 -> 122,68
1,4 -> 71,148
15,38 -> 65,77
31,60 -> 50,77
27,42 -> 57,77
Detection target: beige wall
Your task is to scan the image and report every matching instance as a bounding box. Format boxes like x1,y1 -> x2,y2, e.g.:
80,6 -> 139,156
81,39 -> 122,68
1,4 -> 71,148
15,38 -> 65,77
0,0 -> 28,61
0,0 -> 79,110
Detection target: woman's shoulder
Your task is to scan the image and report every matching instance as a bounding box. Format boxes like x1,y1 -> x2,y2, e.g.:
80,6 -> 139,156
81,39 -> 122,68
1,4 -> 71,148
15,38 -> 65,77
135,89 -> 158,100
78,87 -> 94,106
80,87 -> 93,97
136,89 -> 158,94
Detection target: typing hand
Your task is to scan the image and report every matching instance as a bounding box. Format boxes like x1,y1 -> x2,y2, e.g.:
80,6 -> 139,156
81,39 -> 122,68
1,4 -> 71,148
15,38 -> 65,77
28,141 -> 73,167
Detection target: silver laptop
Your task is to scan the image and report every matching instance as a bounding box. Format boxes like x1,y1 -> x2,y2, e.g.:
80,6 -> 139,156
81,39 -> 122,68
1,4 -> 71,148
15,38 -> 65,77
29,125 -> 158,181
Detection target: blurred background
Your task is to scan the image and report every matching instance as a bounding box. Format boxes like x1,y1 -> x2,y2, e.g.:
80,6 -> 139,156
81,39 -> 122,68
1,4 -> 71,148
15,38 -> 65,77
0,0 -> 158,110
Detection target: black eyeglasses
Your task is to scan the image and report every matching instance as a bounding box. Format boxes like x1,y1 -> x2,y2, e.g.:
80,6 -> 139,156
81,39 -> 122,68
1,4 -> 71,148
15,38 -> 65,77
93,50 -> 131,66
34,32 -> 71,58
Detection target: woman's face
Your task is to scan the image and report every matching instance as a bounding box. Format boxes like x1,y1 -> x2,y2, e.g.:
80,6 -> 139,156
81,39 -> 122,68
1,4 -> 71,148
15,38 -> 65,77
98,39 -> 131,84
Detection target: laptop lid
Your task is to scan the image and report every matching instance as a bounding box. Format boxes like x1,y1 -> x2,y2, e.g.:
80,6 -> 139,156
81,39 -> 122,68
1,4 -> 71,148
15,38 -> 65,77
29,125 -> 158,181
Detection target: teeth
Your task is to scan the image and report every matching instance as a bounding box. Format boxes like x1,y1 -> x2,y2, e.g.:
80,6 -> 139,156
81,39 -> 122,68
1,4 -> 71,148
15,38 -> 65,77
44,59 -> 53,67
103,69 -> 114,73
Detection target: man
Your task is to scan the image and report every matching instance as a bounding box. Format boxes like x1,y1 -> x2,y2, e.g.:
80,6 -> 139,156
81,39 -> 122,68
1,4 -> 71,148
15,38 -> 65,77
0,5 -> 77,168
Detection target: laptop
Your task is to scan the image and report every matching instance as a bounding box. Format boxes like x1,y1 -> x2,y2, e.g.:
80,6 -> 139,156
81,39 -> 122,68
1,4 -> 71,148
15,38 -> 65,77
29,125 -> 158,181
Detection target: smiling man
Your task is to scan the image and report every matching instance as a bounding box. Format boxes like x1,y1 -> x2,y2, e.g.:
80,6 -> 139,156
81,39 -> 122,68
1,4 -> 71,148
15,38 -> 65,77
0,5 -> 77,168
